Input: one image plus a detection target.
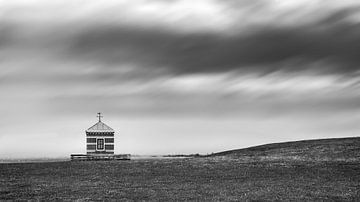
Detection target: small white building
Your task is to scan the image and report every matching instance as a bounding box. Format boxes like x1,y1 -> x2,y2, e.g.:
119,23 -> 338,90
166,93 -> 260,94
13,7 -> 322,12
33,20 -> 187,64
85,113 -> 115,154
71,113 -> 130,161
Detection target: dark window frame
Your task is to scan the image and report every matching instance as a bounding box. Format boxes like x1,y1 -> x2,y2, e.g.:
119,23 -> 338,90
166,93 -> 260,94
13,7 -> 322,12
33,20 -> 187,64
97,138 -> 104,150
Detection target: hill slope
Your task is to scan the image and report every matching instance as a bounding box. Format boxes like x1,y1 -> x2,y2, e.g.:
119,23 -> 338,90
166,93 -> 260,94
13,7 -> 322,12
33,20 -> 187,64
208,137 -> 360,161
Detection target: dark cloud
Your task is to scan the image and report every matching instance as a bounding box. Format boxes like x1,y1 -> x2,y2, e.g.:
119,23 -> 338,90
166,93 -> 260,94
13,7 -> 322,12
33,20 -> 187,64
0,23 -> 14,48
1,0 -> 360,157
68,7 -> 360,76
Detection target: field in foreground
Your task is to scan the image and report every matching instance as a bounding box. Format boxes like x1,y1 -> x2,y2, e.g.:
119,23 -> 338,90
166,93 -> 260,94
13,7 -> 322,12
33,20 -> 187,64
1,137 -> 360,201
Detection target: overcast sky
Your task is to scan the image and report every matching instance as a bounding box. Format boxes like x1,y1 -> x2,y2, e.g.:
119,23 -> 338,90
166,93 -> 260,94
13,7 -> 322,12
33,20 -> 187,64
1,0 -> 360,158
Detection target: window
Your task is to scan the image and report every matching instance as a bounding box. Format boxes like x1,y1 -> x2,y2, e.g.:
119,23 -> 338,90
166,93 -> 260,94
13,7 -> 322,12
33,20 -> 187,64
97,139 -> 104,150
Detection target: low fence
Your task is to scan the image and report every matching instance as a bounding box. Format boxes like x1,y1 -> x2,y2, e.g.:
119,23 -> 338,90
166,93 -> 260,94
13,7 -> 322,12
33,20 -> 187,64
70,154 -> 131,161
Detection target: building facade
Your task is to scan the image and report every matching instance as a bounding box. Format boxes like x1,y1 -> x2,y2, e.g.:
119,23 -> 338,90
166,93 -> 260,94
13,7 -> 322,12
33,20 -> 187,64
86,113 -> 115,154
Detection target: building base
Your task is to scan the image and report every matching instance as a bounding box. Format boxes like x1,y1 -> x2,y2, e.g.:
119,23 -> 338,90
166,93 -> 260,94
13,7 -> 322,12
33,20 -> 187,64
70,154 -> 131,161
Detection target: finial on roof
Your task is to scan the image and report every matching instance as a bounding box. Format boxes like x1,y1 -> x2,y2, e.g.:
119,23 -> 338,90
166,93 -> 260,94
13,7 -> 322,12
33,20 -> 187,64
97,112 -> 103,122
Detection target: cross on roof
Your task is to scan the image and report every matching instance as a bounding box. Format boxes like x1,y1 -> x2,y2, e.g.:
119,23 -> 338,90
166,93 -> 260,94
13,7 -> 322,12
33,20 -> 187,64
97,112 -> 103,122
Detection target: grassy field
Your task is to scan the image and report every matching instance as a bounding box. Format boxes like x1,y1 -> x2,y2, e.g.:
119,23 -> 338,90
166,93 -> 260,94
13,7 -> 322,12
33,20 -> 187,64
1,137 -> 360,201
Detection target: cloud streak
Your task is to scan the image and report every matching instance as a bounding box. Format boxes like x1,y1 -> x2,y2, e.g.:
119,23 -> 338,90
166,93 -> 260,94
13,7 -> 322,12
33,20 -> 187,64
1,0 -> 360,157
69,21 -> 360,76
2,0 -> 360,78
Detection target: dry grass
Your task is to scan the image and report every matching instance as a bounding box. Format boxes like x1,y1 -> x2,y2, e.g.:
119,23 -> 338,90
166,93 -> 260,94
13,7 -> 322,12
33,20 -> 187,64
0,158 -> 359,201
1,137 -> 360,201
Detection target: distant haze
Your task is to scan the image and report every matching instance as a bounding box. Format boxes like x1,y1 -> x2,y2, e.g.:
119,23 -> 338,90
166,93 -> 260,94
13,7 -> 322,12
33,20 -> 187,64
1,0 -> 360,158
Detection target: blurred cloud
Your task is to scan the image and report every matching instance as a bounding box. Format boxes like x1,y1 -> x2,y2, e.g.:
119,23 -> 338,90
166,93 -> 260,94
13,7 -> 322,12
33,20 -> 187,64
69,22 -> 360,76
2,0 -> 360,77
1,0 -> 360,157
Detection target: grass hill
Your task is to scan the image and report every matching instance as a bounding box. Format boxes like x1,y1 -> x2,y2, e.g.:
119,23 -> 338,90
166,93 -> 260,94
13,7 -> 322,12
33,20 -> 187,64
207,137 -> 360,162
0,137 -> 359,200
